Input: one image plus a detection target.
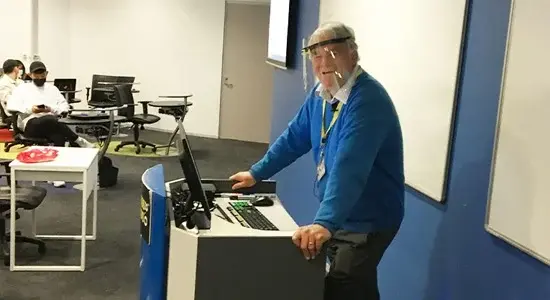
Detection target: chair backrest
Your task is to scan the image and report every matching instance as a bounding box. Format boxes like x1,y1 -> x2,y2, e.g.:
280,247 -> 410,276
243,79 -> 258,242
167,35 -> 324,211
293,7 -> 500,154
0,102 -> 11,127
90,75 -> 135,105
9,112 -> 23,135
90,74 -> 116,103
114,84 -> 135,118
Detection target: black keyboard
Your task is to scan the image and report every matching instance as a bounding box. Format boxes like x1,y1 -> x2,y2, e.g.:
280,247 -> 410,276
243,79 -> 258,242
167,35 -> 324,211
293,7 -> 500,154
227,201 -> 278,231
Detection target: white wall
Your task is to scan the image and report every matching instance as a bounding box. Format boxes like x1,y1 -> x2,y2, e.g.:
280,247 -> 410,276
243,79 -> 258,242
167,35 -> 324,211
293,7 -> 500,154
0,0 -> 33,67
37,0 -> 71,79
319,0 -> 467,202
37,0 -> 226,137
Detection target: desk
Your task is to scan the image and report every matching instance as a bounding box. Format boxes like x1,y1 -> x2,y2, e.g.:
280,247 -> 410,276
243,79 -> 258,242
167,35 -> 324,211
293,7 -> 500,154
60,89 -> 82,105
60,105 -> 129,160
9,147 -> 99,272
163,178 -> 326,300
150,99 -> 193,155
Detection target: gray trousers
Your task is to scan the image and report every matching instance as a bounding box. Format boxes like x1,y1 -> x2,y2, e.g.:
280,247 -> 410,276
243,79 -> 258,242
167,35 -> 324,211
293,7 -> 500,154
324,228 -> 399,300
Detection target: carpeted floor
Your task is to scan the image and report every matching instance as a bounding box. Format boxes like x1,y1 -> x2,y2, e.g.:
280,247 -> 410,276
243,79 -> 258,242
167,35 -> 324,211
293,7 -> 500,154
0,129 -> 268,300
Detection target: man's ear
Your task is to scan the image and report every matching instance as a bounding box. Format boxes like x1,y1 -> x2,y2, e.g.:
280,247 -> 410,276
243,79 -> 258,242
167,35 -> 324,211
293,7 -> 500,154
45,71 -> 49,77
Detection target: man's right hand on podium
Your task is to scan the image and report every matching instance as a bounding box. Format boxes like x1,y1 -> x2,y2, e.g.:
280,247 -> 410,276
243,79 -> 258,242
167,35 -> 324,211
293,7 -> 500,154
229,171 -> 256,190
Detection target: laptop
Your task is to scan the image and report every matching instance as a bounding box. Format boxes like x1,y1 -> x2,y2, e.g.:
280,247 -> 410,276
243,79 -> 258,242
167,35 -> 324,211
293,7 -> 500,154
54,78 -> 77,102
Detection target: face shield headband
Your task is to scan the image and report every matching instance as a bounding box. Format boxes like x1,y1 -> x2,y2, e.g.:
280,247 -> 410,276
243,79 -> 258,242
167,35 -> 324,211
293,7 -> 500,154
302,36 -> 353,93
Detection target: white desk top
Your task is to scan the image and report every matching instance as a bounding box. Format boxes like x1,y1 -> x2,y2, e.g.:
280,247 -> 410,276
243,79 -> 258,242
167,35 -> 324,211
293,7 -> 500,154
9,146 -> 99,171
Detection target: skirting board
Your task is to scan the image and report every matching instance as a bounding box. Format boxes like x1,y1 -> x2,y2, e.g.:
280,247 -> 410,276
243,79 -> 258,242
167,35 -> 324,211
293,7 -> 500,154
148,127 -> 218,140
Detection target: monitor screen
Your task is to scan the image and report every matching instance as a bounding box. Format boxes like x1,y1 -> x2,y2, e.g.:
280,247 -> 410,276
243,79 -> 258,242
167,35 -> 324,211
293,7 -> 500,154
177,125 -> 212,223
266,0 -> 291,69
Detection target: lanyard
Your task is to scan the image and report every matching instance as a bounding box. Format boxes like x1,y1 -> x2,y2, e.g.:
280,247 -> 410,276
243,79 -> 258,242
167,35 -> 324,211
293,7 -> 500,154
321,100 -> 343,145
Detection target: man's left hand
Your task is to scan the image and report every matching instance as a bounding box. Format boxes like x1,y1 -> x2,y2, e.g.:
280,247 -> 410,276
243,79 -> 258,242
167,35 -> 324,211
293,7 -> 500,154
292,224 -> 332,260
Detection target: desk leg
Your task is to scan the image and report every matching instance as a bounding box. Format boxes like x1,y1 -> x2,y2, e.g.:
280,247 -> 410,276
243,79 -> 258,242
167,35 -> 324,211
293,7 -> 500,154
80,177 -> 87,271
165,125 -> 179,156
31,180 -> 37,237
92,178 -> 98,240
9,170 -> 16,270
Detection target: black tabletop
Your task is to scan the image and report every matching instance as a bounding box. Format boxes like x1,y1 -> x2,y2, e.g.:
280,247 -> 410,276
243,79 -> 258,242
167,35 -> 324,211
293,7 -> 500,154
149,101 -> 193,108
59,115 -> 127,125
158,95 -> 192,99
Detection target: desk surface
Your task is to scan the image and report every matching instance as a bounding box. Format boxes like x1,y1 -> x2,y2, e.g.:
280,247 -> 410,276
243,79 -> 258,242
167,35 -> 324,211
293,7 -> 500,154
158,95 -> 192,99
9,146 -> 99,171
60,115 -> 126,125
150,100 -> 193,108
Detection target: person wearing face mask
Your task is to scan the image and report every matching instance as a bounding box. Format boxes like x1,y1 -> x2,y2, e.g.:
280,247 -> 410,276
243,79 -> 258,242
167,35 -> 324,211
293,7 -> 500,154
7,61 -> 95,187
0,59 -> 24,120
15,60 -> 28,81
229,22 -> 404,300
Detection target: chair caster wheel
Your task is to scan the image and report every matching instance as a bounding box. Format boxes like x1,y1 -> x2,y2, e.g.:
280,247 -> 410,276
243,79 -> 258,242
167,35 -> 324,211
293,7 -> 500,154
151,147 -> 157,153
135,148 -> 141,154
114,146 -> 120,152
38,244 -> 46,255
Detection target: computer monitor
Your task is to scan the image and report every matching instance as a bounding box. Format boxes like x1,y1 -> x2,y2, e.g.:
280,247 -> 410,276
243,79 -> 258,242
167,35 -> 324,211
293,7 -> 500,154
177,122 -> 212,229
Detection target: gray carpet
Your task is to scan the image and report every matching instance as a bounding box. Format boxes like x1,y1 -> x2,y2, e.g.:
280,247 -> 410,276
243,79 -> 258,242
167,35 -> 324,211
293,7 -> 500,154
0,130 -> 268,300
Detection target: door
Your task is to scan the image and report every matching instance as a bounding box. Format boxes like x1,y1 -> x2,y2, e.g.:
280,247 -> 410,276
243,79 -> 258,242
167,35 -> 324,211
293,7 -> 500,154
219,3 -> 273,143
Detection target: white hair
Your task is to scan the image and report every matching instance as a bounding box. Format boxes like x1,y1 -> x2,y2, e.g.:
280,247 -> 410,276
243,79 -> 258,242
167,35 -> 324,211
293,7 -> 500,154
307,21 -> 360,61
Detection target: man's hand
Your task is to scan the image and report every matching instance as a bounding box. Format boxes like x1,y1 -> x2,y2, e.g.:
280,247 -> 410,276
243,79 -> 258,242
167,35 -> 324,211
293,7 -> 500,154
292,224 -> 332,260
229,171 -> 256,190
32,105 -> 51,113
31,105 -> 42,113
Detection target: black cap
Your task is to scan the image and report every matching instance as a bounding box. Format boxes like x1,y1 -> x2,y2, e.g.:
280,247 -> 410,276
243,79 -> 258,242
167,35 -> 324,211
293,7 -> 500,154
2,59 -> 19,73
29,61 -> 47,73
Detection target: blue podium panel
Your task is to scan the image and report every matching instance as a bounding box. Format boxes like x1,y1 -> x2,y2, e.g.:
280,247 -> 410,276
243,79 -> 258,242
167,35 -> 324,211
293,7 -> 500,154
139,164 -> 169,300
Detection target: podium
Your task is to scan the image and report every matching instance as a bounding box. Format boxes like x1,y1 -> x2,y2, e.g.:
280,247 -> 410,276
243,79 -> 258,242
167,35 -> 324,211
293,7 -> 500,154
165,178 -> 326,300
139,165 -> 326,300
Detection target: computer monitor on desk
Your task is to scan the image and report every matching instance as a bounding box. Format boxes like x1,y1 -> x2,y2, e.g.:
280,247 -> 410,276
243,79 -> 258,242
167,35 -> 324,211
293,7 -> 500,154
176,122 -> 211,229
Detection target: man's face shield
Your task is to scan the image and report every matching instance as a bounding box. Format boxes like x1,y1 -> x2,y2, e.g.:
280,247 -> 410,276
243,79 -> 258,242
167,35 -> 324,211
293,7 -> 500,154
303,37 -> 353,93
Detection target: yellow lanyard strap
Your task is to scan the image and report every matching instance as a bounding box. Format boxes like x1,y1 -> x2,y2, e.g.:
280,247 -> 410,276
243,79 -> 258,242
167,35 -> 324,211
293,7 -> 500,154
321,100 -> 343,144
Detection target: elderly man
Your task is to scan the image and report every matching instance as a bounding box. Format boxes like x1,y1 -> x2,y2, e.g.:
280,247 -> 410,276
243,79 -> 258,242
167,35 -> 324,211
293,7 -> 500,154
0,59 -> 24,120
230,22 -> 404,299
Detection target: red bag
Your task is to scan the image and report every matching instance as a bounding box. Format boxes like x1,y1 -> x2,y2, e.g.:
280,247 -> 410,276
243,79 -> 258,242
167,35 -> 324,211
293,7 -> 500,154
16,148 -> 59,163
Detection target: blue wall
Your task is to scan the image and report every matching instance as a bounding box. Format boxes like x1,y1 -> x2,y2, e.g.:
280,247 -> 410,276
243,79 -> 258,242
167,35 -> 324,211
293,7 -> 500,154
269,0 -> 550,299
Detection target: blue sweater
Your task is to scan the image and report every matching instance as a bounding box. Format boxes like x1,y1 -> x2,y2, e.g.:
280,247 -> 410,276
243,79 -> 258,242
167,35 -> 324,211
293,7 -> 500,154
250,72 -> 404,234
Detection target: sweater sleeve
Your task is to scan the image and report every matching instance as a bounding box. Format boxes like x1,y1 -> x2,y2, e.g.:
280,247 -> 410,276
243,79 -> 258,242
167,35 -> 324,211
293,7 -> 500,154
249,97 -> 313,181
313,89 -> 394,233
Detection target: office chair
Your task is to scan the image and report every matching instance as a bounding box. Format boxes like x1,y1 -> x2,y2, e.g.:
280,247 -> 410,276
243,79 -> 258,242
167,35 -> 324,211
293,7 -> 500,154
86,75 -> 135,108
113,84 -> 160,154
0,159 -> 47,266
0,105 -> 11,129
4,112 -> 52,152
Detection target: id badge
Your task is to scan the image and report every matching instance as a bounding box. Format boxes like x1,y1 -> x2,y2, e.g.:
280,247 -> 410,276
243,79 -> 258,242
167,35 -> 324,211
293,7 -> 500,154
317,156 -> 326,181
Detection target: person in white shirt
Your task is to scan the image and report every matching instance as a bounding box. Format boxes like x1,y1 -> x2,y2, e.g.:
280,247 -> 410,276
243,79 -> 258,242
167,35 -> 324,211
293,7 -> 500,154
7,61 -> 95,188
0,59 -> 24,121
7,61 -> 95,148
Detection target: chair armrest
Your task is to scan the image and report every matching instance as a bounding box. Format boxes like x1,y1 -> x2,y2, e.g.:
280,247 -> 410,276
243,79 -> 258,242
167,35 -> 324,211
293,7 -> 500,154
139,101 -> 151,114
0,159 -> 12,166
86,87 -> 91,101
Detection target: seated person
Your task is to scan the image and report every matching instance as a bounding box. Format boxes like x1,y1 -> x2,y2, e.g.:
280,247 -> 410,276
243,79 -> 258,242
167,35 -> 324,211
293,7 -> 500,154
7,61 -> 95,188
0,59 -> 24,120
7,61 -> 94,149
